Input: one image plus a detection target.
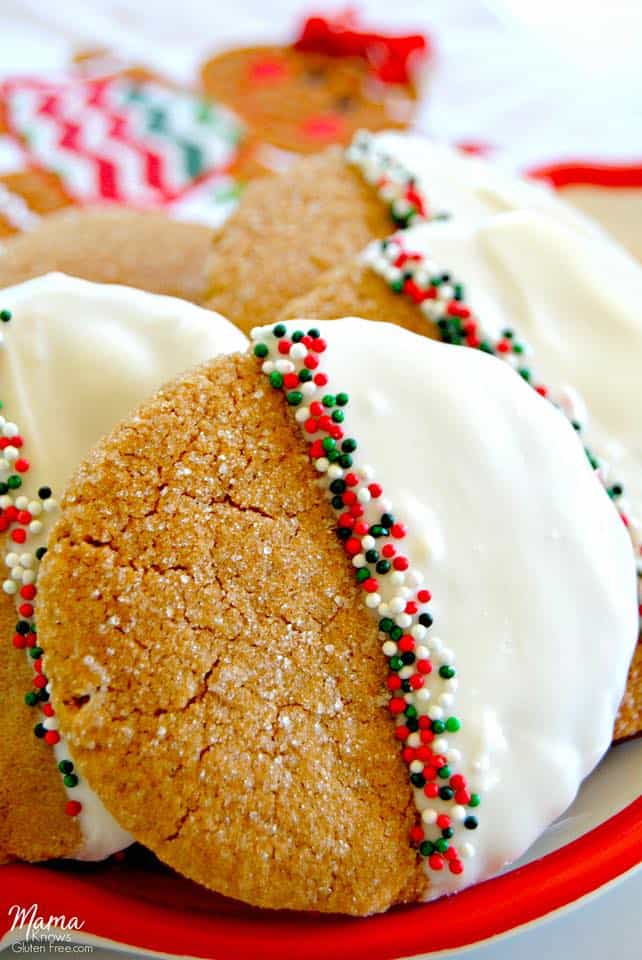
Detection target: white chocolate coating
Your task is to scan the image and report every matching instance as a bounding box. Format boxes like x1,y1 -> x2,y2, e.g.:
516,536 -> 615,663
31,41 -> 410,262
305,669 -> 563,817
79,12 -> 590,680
366,131 -> 605,236
361,212 -> 642,577
0,273 -> 247,860
285,318 -> 638,896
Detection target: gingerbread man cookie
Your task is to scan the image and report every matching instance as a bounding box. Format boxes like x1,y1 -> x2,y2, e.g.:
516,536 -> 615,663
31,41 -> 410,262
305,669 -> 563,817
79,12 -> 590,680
201,15 -> 427,159
0,274 -> 246,864
37,319 -> 636,913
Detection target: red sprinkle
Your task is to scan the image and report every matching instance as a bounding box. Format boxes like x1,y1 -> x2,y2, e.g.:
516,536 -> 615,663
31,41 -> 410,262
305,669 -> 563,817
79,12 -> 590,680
65,801 -> 82,817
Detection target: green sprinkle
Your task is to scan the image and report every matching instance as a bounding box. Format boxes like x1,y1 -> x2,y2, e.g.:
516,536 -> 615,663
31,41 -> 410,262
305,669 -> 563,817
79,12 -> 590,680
432,719 -> 446,734
445,716 -> 461,732
389,655 -> 403,672
0,309 -> 12,323
405,704 -> 418,719
410,772 -> 426,787
519,367 -> 531,382
286,390 -> 303,406
356,568 -> 370,584
435,838 -> 449,853
379,617 -> 394,633
336,393 -> 349,406
330,479 -> 346,494
390,626 -> 403,642
0,483 -> 6,496
469,793 -> 481,808
322,437 -> 336,452
269,371 -> 283,389
7,475 -> 21,489
341,438 -> 357,453
29,647 -> 43,659
437,765 -> 451,779
298,368 -> 312,382
419,840 -> 435,857
439,786 -> 454,801
331,409 -> 344,423
58,760 -> 74,774
63,773 -> 79,788
24,691 -> 38,706
338,454 -> 352,468
390,278 -> 404,293
464,816 -> 478,830
35,547 -> 47,560
34,723 -> 46,739
253,342 -> 268,358
322,394 -> 336,408
376,559 -> 391,574
272,323 -> 287,338
307,327 -> 320,339
439,665 -> 456,679
291,330 -> 304,342
38,486 -> 52,500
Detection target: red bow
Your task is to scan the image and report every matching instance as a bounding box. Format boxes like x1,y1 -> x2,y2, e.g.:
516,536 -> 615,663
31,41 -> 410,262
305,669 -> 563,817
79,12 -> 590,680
294,15 -> 429,85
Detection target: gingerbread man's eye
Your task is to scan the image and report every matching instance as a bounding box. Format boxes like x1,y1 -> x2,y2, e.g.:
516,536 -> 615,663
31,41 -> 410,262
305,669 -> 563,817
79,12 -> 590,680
304,65 -> 327,83
334,95 -> 355,112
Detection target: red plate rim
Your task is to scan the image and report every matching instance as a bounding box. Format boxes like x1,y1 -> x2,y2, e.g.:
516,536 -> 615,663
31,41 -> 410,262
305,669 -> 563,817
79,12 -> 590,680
1,795 -> 641,960
528,160 -> 642,189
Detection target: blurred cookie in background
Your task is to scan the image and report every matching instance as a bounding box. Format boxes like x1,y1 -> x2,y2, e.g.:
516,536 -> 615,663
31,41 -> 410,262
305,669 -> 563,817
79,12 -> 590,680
201,14 -> 429,159
0,208 -> 215,303
0,170 -> 72,240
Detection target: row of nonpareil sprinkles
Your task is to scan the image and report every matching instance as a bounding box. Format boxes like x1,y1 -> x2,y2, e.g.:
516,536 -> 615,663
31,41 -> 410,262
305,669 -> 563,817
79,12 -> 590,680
346,130 -> 436,230
251,322 -> 480,877
0,307 -> 83,817
363,235 -> 642,626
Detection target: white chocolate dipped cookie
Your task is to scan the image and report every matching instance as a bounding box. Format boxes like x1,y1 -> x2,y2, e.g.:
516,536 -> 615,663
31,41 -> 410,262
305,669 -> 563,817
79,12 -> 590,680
205,129 -> 598,334
37,318 -> 637,914
283,209 -> 642,739
0,273 -> 246,864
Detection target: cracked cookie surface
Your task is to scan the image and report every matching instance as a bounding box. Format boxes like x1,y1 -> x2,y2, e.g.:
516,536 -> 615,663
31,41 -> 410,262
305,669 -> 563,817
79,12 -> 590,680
38,352 -> 427,915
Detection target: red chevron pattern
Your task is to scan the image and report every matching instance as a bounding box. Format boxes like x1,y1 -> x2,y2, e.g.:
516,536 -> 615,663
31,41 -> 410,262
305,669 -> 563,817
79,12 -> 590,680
0,75 -> 243,208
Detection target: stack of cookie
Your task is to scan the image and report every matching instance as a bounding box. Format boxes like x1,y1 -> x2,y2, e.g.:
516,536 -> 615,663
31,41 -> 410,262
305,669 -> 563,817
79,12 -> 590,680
0,129 -> 639,917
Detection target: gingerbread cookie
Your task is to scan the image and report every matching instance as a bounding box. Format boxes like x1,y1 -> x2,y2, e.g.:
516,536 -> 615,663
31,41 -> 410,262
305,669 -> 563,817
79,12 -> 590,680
206,130 -> 604,333
0,170 -> 72,240
201,16 -> 427,157
37,318 -> 636,914
0,273 -> 246,864
282,212 -> 642,741
0,209 -> 215,303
